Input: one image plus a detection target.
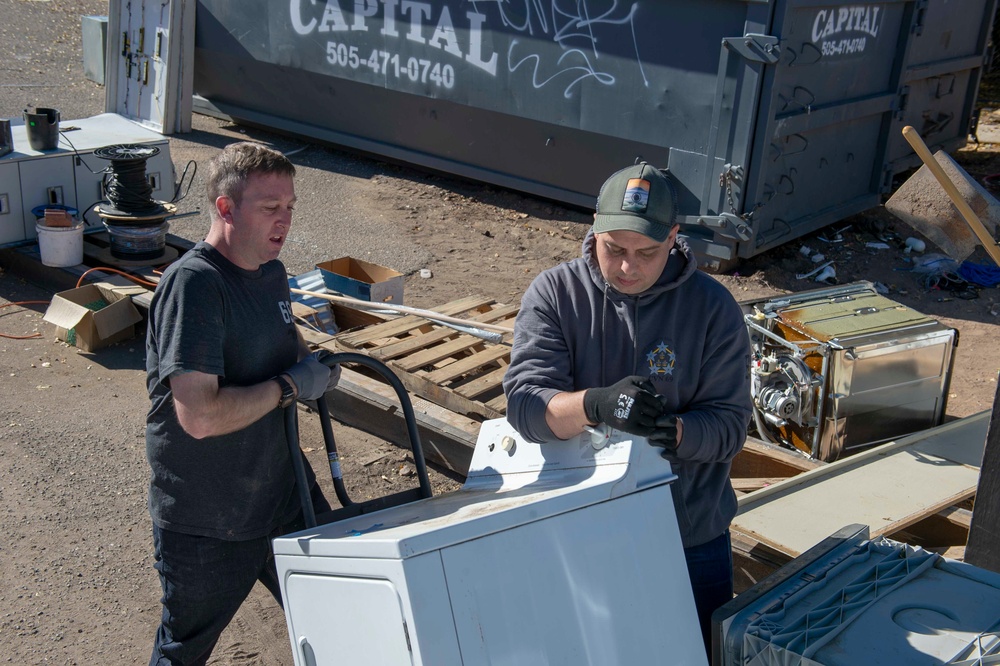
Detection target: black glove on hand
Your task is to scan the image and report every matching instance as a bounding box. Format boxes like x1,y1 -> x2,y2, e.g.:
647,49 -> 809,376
313,349 -> 342,392
648,414 -> 679,456
285,353 -> 332,401
583,375 -> 661,436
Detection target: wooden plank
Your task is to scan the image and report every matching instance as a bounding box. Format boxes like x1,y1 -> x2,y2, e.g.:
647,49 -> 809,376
373,304 -> 517,360
967,377 -> 1000,573
731,477 -> 787,493
732,412 -> 990,558
337,296 -> 494,346
485,393 -> 508,412
394,335 -> 488,372
892,506 -> 973,549
731,438 -> 823,479
422,345 -> 511,384
389,369 -> 505,420
730,529 -> 794,594
323,367 -> 479,474
454,365 -> 508,400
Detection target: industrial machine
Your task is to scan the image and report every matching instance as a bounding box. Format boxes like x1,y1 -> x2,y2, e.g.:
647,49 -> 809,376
274,417 -> 707,665
743,281 -> 958,461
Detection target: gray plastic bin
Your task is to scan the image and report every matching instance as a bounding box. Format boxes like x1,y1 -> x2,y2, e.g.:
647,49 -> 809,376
713,525 -> 1000,665
192,0 -> 997,270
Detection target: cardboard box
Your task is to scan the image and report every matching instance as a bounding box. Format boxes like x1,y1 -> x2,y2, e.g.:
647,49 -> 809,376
43,283 -> 143,352
316,257 -> 404,304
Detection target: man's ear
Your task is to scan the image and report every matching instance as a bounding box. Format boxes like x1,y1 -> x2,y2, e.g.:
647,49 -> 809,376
215,196 -> 234,223
667,223 -> 680,244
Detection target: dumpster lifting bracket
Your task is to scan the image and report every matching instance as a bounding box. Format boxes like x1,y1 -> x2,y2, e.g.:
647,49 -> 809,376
723,34 -> 780,65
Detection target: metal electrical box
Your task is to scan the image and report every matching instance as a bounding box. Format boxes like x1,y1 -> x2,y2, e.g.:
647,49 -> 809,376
743,282 -> 957,461
274,420 -> 707,666
191,0 -> 996,269
0,113 -> 175,247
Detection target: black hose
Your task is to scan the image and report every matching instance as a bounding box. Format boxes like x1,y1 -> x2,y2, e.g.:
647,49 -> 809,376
283,406 -> 317,528
315,396 -> 351,508
317,352 -> 433,501
282,352 -> 433,530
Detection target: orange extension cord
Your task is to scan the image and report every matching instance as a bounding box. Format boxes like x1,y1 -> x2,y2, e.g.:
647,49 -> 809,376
1,266 -> 161,340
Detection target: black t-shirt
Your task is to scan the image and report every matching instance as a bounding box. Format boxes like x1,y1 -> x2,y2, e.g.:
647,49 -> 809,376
145,242 -> 303,540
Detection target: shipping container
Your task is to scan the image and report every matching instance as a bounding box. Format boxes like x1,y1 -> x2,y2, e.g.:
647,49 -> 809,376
192,0 -> 997,270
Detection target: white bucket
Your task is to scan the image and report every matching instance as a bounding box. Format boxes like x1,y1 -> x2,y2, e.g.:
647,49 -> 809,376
35,221 -> 84,267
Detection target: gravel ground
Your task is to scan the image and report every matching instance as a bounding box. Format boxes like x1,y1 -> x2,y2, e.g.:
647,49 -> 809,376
3,3 -> 1000,665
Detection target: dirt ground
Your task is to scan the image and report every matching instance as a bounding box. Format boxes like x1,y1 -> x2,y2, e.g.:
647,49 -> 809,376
2,4 -> 1000,664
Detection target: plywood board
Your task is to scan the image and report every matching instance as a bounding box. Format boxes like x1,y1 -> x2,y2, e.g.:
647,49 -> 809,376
733,411 -> 990,557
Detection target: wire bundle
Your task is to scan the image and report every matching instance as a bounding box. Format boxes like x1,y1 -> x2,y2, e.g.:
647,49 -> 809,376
103,158 -> 156,214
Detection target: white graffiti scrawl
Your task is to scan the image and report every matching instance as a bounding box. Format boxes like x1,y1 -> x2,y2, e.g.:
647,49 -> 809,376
471,0 -> 648,98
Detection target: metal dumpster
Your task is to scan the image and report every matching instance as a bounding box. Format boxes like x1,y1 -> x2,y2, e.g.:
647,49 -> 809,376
192,0 -> 997,270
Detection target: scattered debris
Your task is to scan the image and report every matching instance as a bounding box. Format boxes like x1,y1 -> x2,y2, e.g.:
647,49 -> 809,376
796,260 -> 835,280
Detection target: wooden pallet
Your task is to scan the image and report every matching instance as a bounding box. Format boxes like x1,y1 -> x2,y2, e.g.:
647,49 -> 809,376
320,295 -> 518,420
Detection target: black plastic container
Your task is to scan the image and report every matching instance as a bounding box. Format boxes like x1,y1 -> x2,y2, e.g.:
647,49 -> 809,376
23,107 -> 60,151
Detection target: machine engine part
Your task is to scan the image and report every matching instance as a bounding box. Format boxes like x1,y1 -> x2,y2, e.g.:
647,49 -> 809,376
743,281 -> 957,461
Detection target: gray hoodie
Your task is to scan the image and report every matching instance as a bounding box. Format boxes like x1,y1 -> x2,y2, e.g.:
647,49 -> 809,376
503,230 -> 752,548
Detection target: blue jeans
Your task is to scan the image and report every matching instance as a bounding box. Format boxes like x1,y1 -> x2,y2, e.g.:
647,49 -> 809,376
684,530 -> 733,659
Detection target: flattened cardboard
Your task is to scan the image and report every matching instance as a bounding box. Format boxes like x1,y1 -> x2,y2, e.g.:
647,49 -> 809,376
317,256 -> 404,304
43,283 -> 143,352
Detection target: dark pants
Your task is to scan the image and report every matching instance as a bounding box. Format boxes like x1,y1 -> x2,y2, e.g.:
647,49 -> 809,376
684,530 -> 733,661
148,523 -> 288,665
149,485 -> 330,665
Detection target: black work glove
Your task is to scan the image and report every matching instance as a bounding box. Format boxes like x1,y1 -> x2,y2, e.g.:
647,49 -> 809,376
648,414 -> 679,457
583,375 -> 661,437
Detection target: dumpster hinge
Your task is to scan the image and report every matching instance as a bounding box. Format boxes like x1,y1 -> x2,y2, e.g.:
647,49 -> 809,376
880,165 -> 895,195
894,85 -> 910,121
912,0 -> 929,36
723,34 -> 780,64
680,213 -> 753,242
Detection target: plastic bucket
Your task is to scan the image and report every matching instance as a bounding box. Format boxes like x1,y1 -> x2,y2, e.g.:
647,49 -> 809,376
35,221 -> 84,267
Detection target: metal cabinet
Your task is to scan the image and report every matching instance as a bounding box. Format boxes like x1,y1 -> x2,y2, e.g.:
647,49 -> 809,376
0,113 -> 174,247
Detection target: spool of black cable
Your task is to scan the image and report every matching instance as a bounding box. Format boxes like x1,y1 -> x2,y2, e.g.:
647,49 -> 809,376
93,144 -> 172,260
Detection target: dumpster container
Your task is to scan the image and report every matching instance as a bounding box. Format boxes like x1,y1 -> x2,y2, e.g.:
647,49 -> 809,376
192,0 -> 997,270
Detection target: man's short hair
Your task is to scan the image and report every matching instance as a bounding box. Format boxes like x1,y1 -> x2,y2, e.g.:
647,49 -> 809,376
206,142 -> 296,210
593,162 -> 678,242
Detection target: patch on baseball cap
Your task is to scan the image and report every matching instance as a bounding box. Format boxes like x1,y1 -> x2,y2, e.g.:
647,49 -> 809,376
594,162 -> 678,242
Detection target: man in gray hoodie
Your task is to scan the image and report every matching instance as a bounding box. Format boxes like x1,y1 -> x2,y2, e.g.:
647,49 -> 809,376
503,162 -> 752,653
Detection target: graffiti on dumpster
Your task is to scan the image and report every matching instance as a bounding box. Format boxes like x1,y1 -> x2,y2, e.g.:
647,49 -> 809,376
810,5 -> 882,58
282,0 -> 660,139
481,0 -> 648,98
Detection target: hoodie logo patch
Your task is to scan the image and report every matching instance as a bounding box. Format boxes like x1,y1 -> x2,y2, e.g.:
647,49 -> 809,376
647,341 -> 676,378
622,178 -> 650,213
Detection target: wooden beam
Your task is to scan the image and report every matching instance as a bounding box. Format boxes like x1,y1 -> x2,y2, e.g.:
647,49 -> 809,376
966,375 -> 1000,573
731,477 -> 787,493
322,367 -> 479,475
731,437 -> 823,479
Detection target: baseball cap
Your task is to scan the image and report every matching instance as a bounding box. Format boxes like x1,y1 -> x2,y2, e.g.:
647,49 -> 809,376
593,162 -> 678,242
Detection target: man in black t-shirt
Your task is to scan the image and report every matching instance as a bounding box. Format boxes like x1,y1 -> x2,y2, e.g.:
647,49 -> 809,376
145,142 -> 335,665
